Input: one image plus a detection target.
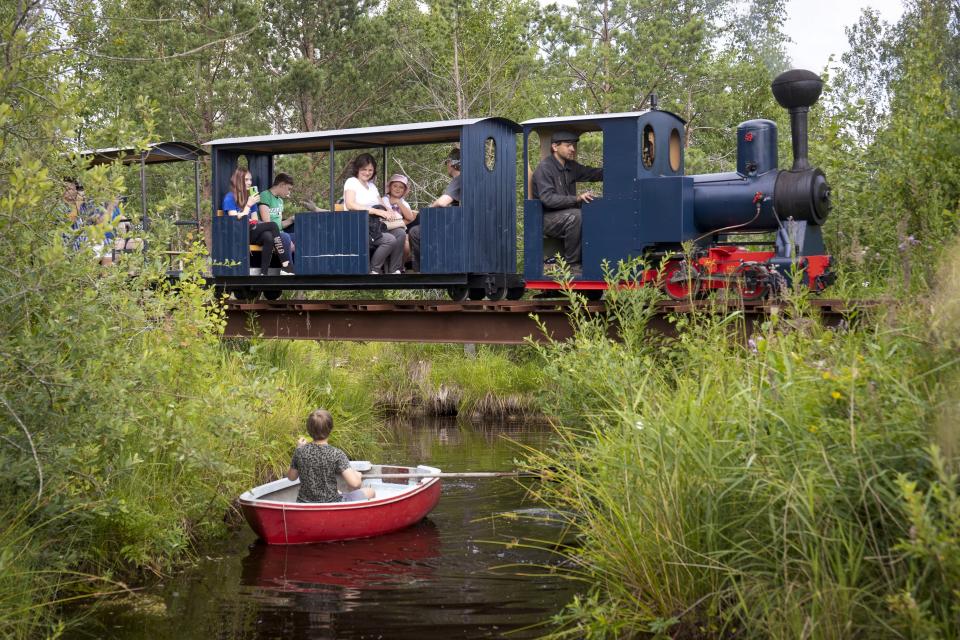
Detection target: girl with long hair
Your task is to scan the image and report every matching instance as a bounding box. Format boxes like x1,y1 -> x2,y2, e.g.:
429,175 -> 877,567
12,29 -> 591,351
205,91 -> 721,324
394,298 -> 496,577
223,167 -> 292,275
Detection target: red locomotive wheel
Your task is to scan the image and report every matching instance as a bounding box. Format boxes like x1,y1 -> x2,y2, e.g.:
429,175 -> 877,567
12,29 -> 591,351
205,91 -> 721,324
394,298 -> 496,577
733,264 -> 768,301
662,260 -> 700,301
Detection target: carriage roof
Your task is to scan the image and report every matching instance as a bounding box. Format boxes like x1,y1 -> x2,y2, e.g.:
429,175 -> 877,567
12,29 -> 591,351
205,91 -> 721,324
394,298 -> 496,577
204,117 -> 522,154
80,141 -> 206,166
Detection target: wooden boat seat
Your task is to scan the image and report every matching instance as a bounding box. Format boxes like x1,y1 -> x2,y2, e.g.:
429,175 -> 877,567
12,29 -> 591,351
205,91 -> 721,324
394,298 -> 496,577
260,479 -> 418,504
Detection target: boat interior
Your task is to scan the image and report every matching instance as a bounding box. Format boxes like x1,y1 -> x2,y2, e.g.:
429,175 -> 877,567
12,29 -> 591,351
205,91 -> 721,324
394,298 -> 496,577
242,463 -> 441,504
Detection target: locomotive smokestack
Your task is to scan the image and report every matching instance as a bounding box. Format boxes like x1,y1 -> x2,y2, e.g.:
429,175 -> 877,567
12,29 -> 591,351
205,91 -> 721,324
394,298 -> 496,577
771,69 -> 823,171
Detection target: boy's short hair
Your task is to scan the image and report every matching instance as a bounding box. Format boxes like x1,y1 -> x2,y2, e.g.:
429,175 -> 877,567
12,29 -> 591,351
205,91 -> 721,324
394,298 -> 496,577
273,172 -> 294,187
306,409 -> 334,440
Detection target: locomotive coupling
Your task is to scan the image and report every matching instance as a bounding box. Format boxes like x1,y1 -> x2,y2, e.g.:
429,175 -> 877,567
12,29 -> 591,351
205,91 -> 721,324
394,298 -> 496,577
772,69 -> 832,225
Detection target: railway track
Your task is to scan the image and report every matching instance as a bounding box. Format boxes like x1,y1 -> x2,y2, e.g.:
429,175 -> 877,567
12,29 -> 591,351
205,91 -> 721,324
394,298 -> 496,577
222,298 -> 879,344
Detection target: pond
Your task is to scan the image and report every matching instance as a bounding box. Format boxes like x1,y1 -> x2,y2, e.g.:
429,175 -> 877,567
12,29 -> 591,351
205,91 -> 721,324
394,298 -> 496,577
65,418 -> 582,639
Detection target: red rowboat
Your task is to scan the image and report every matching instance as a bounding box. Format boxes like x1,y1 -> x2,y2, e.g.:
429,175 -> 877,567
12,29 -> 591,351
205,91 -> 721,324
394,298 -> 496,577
239,462 -> 442,544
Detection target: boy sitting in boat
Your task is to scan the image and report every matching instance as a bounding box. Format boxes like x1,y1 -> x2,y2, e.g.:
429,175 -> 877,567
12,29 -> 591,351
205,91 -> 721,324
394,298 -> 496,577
287,409 -> 376,503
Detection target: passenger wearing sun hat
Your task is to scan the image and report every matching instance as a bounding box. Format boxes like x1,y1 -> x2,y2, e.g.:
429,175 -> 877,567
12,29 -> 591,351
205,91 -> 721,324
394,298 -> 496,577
381,173 -> 419,272
382,173 -> 415,225
530,129 -> 603,276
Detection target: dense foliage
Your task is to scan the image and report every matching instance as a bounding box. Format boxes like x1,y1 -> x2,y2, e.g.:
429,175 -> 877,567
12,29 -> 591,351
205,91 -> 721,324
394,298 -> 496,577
0,0 -> 958,637
528,261 -> 960,637
816,1 -> 960,289
521,2 -> 960,634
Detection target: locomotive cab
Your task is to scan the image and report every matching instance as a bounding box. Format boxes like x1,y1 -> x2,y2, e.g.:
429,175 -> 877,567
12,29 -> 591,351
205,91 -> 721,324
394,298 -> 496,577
521,109 -> 692,287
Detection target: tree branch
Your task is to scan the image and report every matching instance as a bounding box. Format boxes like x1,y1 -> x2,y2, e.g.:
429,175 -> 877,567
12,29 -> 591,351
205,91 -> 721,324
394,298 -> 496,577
75,27 -> 257,62
0,393 -> 43,501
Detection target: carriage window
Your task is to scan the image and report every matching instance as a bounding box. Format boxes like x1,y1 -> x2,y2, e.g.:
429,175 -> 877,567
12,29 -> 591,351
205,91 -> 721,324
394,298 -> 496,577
642,125 -> 655,169
484,137 -> 496,171
669,128 -> 682,172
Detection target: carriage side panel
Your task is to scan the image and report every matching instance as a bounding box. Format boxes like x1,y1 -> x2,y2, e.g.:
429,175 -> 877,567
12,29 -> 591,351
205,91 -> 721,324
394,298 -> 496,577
294,211 -> 369,275
420,206 -> 467,273
212,215 -> 250,276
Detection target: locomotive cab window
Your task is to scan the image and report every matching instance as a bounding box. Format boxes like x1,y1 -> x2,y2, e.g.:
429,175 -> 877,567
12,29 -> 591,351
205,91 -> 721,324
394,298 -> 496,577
642,125 -> 655,169
669,128 -> 682,172
569,130 -> 604,197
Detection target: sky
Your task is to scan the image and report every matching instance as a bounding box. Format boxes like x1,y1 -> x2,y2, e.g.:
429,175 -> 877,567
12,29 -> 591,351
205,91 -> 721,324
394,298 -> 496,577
784,0 -> 907,71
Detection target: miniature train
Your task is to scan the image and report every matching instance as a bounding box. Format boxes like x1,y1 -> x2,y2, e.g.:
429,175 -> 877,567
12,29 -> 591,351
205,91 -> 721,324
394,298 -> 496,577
96,69 -> 836,302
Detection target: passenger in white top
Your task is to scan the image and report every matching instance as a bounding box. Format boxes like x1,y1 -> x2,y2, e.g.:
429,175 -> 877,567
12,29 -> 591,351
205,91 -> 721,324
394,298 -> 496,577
341,153 -> 406,274
343,176 -> 381,209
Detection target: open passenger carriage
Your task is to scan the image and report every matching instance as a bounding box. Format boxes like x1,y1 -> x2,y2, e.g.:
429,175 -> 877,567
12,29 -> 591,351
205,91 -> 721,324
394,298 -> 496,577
206,118 -> 525,301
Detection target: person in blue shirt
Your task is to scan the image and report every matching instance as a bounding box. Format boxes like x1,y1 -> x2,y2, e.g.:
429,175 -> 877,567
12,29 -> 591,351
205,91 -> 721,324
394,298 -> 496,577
60,178 -> 89,252
223,167 -> 292,275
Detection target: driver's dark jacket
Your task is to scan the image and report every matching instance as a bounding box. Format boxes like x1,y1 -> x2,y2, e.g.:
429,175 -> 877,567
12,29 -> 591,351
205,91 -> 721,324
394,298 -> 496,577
531,155 -> 603,212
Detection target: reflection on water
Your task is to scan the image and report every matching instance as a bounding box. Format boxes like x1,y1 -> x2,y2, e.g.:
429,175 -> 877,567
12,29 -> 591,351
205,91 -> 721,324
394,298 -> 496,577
243,520 -> 441,592
65,418 -> 581,640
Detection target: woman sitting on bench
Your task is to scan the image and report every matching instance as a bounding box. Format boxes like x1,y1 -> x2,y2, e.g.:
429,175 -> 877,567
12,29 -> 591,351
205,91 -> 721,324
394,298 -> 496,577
342,153 -> 405,274
223,167 -> 293,275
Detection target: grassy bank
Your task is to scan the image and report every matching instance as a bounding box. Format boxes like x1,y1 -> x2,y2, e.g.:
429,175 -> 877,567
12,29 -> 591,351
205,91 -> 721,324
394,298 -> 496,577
0,242 -> 545,637
251,340 -> 545,419
523,260 -> 960,638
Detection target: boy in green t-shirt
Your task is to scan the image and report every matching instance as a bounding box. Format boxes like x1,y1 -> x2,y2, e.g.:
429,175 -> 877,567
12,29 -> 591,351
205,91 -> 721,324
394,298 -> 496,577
258,173 -> 295,265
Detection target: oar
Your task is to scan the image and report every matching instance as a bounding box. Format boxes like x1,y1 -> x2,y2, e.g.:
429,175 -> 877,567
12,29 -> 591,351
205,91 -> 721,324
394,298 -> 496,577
360,471 -> 540,480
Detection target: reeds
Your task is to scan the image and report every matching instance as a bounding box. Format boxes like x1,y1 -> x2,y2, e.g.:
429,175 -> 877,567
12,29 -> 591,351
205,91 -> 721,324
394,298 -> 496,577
251,340 -> 544,420
524,260 -> 960,638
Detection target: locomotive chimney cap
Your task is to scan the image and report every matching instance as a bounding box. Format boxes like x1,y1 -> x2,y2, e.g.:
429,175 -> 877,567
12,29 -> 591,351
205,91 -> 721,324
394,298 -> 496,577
771,69 -> 823,110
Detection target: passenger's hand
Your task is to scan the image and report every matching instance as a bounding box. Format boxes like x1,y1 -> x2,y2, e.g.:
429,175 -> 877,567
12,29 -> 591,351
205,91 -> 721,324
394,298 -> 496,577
246,193 -> 261,208
297,436 -> 309,447
577,191 -> 596,204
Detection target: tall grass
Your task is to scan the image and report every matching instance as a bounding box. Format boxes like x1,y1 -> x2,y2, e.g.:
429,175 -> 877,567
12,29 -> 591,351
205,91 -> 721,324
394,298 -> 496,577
525,259 -> 960,638
251,340 -> 544,419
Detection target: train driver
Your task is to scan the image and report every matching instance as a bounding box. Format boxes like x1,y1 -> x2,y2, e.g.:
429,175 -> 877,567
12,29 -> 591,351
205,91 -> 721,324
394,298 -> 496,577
530,131 -> 603,276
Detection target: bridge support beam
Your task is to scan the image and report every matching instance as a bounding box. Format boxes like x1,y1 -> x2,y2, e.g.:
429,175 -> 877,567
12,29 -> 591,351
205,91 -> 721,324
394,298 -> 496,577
222,299 -> 864,345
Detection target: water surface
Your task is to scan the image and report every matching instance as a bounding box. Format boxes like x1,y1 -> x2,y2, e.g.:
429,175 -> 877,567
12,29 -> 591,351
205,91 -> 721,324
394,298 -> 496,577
66,418 -> 581,639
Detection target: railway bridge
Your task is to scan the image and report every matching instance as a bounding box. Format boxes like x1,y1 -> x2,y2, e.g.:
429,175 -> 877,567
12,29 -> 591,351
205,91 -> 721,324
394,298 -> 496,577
222,298 -> 869,344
